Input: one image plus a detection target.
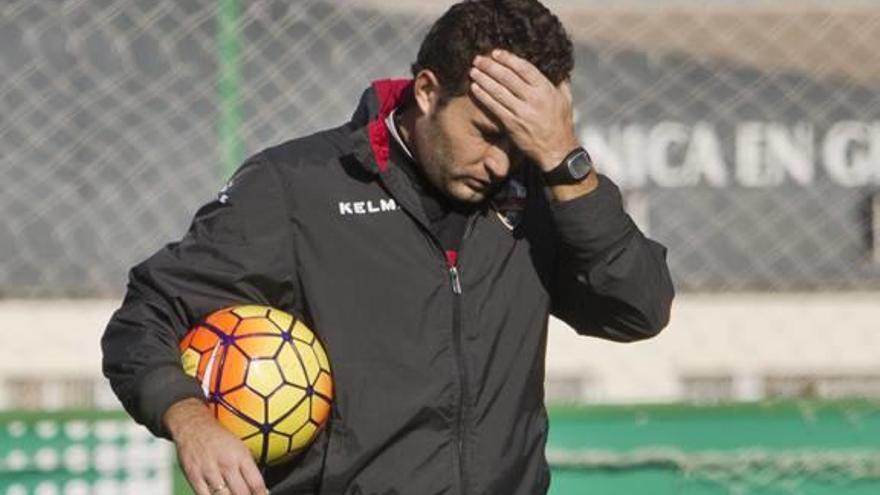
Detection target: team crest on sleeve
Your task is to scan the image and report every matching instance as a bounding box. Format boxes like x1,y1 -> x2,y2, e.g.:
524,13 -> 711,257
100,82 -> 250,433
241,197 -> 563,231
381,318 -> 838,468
217,178 -> 235,205
491,177 -> 527,231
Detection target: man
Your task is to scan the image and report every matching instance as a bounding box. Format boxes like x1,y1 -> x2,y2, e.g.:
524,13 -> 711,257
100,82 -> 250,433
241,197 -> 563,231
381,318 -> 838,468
102,0 -> 674,493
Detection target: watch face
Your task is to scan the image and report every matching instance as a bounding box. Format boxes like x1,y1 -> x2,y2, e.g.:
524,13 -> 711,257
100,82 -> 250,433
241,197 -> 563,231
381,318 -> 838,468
566,150 -> 592,179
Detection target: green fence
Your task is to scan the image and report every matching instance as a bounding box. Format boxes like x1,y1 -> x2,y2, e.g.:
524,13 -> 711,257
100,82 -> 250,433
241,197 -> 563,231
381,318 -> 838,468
3,400 -> 879,494
0,410 -> 173,494
547,400 -> 880,494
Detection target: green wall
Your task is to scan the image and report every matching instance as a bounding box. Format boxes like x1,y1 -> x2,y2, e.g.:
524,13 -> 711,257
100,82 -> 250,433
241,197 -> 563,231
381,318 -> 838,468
547,400 -> 880,494
3,400 -> 878,494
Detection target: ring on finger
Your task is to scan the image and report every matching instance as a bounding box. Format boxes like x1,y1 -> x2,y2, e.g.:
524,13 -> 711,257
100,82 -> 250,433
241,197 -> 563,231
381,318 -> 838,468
210,484 -> 229,494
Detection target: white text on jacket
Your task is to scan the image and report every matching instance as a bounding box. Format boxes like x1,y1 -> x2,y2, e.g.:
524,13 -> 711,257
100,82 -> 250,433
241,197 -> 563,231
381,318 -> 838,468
338,199 -> 399,216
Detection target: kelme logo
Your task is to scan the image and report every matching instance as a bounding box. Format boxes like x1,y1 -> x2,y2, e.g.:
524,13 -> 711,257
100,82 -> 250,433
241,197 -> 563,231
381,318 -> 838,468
338,198 -> 399,216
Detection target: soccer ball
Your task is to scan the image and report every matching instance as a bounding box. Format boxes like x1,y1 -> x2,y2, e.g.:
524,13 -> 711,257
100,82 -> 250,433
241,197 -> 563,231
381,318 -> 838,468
179,305 -> 333,466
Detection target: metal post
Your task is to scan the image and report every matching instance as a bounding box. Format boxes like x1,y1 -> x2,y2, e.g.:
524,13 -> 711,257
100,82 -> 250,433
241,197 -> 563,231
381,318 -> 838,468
218,0 -> 244,178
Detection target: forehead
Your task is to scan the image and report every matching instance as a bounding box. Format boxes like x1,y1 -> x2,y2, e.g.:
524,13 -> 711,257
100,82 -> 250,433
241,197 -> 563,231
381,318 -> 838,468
444,92 -> 503,132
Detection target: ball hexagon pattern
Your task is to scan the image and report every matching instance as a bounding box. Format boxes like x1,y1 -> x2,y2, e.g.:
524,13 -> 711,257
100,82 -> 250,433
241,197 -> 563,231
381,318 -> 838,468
179,305 -> 333,466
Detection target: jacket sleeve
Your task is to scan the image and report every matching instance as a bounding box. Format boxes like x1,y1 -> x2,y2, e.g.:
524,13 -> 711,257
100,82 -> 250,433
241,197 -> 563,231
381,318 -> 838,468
549,174 -> 674,342
101,153 -> 300,438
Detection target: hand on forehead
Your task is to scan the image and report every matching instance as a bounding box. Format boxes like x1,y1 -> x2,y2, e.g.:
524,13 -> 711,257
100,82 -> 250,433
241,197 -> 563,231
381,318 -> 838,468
467,49 -> 577,172
473,49 -> 549,93
466,50 -> 546,130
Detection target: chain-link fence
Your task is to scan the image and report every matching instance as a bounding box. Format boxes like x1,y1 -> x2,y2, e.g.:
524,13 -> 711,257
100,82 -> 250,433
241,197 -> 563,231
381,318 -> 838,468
2,0 -> 880,297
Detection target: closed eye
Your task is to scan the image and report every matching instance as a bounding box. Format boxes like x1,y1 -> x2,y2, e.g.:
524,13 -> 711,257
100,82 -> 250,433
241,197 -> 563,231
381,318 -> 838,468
477,126 -> 505,142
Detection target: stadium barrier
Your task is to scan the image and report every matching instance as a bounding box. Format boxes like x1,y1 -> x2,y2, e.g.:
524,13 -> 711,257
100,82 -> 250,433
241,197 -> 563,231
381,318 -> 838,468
3,400 -> 879,494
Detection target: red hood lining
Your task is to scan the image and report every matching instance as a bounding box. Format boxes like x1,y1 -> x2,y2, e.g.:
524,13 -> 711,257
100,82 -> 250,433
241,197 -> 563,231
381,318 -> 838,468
367,79 -> 413,172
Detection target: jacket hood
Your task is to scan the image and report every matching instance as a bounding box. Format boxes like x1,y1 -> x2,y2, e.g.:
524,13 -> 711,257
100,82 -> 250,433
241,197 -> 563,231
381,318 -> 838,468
350,79 -> 414,174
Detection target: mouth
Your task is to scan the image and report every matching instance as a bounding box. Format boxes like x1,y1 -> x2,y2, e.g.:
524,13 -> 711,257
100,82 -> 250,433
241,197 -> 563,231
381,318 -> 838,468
463,177 -> 491,191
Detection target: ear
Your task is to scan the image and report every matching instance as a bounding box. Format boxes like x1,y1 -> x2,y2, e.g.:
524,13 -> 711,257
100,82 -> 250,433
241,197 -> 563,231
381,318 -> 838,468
413,69 -> 443,117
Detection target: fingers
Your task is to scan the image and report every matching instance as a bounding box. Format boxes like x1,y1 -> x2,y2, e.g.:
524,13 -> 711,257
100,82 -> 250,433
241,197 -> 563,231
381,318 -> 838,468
189,475 -> 212,495
490,49 -> 547,87
179,456 -> 216,495
469,81 -> 519,128
241,460 -> 269,495
223,468 -> 252,495
473,54 -> 532,98
468,49 -> 578,170
179,448 -> 249,495
202,468 -> 227,495
469,66 -> 522,116
187,464 -> 263,495
175,424 -> 268,495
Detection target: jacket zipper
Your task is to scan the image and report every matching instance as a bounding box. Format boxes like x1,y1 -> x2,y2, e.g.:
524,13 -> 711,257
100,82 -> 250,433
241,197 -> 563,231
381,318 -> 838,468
449,265 -> 462,295
374,159 -> 478,492
395,192 -> 478,494
446,258 -> 466,494
446,215 -> 477,495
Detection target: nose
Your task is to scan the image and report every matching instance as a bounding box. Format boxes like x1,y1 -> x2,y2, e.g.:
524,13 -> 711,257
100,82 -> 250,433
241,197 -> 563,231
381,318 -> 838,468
483,147 -> 511,181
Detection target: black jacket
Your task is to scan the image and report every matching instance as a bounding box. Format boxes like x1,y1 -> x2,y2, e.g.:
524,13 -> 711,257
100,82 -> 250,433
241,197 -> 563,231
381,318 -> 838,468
102,79 -> 674,494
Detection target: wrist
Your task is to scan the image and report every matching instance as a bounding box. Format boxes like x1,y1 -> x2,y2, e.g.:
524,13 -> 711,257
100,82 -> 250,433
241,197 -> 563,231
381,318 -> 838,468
536,138 -> 580,172
548,170 -> 599,202
163,397 -> 211,441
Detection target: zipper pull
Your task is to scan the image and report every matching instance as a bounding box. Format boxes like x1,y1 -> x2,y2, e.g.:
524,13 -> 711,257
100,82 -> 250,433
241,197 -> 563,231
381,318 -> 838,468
449,266 -> 462,295
445,249 -> 462,295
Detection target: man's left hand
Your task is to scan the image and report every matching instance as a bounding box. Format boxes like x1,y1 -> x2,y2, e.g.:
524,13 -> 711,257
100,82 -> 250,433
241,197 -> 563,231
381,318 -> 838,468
469,49 -> 579,173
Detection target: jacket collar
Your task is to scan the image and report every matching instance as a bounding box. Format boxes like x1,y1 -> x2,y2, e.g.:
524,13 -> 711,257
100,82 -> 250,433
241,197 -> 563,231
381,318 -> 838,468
349,79 -> 442,229
350,79 -> 414,175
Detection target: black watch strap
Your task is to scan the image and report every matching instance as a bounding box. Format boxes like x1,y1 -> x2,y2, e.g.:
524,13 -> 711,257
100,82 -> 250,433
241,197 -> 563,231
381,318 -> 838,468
542,146 -> 593,186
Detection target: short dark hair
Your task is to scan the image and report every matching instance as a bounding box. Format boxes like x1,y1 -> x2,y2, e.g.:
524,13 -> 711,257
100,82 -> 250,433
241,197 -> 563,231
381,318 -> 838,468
411,0 -> 574,98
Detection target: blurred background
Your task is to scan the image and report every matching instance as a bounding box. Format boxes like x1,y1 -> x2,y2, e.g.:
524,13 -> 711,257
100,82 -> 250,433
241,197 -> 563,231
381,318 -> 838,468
1,0 -> 879,493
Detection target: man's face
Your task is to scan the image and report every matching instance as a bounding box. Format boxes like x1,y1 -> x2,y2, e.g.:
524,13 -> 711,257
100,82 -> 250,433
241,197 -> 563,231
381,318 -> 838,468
412,92 -> 523,204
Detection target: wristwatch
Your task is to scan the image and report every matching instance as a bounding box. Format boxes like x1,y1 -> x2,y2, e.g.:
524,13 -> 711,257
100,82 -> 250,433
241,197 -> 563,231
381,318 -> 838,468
542,146 -> 593,186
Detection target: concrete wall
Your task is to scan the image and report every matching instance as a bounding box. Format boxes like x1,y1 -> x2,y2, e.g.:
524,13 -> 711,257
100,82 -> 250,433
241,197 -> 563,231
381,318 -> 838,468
546,292 -> 880,403
1,293 -> 878,409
